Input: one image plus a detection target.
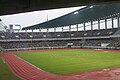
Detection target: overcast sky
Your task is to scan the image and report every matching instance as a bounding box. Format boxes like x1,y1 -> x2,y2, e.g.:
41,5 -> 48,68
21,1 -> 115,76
0,6 -> 85,29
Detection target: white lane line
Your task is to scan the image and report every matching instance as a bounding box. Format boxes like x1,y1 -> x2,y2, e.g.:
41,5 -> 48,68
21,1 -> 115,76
1,57 -> 5,63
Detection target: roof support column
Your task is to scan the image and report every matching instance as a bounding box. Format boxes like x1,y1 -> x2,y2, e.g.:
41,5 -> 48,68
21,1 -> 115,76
47,28 -> 49,32
111,17 -> 114,29
18,30 -> 19,33
32,29 -> 33,32
105,18 -> 107,29
83,23 -> 86,31
69,25 -> 71,31
117,14 -> 120,28
76,24 -> 78,31
32,29 -> 33,35
32,29 -> 33,39
98,19 -> 100,30
62,27 -> 64,32
39,29 -> 41,32
91,21 -> 93,30
54,28 -> 56,32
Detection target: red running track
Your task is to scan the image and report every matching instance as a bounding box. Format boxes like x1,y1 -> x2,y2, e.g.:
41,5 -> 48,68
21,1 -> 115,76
2,53 -> 79,80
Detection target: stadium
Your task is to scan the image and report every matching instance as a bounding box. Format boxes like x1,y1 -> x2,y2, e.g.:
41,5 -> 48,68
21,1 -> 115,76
0,2 -> 120,80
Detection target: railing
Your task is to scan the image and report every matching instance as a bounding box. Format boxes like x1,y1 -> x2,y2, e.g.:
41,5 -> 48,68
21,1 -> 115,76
4,46 -> 120,51
5,46 -> 67,51
0,36 -> 112,42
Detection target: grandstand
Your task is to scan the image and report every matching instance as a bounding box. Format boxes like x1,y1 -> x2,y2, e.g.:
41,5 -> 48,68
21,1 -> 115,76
0,3 -> 120,51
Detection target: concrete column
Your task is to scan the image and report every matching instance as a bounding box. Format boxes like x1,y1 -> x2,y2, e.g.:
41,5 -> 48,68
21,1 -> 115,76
83,23 -> 86,31
39,29 -> 41,32
32,29 -> 33,36
76,24 -> 78,31
54,28 -> 56,32
69,25 -> 71,31
62,27 -> 64,32
111,17 -> 114,29
47,28 -> 49,32
32,29 -> 33,32
105,18 -> 107,29
98,19 -> 100,30
91,21 -> 93,30
117,14 -> 120,28
18,30 -> 20,39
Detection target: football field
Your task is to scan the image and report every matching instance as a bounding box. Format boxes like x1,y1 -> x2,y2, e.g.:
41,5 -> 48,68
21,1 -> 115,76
15,49 -> 120,74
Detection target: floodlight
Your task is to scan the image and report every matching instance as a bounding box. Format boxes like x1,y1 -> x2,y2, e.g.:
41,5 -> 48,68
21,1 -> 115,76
43,35 -> 46,37
57,35 -> 60,37
90,6 -> 93,8
74,11 -> 79,14
1,35 -> 5,38
15,35 -> 19,38
71,34 -> 74,36
30,35 -> 33,38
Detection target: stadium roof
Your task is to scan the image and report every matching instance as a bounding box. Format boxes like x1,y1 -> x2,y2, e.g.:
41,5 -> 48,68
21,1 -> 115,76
22,3 -> 120,30
0,0 -> 119,16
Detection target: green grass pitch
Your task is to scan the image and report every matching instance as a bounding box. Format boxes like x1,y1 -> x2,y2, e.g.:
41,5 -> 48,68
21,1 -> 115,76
15,49 -> 120,74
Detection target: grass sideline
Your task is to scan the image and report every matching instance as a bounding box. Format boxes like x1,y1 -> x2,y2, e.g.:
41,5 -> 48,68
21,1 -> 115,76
16,49 -> 120,74
0,55 -> 20,80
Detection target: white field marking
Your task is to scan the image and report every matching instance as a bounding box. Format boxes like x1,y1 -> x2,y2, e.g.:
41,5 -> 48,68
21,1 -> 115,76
104,51 -> 109,53
94,49 -> 102,50
3,55 -> 25,80
97,71 -> 103,73
75,75 -> 81,76
14,54 -> 50,73
103,69 -> 110,71
1,57 -> 5,63
43,78 -> 49,80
